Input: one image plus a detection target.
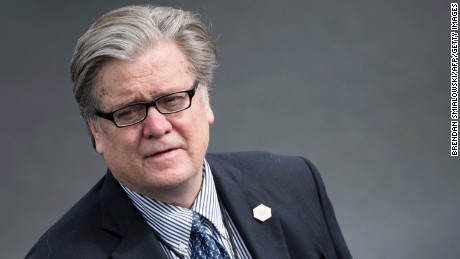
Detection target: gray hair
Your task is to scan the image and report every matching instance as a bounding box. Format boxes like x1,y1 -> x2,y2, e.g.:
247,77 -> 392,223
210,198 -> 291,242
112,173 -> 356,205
70,5 -> 218,148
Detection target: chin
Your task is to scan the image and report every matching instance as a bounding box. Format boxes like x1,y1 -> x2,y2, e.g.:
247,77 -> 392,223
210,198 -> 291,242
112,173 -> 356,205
146,168 -> 197,187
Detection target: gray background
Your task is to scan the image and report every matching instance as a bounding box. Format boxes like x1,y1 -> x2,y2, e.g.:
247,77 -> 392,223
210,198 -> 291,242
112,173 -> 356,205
1,0 -> 457,258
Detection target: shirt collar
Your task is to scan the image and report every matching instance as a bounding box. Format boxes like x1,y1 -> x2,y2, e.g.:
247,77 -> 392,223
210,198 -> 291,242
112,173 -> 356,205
192,160 -> 227,237
121,159 -> 227,254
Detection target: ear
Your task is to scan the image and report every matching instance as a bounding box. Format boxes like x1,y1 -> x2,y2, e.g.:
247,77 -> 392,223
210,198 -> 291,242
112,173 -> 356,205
201,85 -> 214,125
205,104 -> 215,125
87,118 -> 105,154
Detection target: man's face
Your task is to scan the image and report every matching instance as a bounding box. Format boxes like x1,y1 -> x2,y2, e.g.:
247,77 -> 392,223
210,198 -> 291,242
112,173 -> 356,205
89,41 -> 214,206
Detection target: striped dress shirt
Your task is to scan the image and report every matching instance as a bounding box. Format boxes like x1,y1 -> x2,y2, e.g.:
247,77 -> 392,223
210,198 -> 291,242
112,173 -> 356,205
122,159 -> 252,259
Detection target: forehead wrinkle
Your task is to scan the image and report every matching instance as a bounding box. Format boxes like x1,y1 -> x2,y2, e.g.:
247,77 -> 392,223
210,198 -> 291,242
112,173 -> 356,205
95,66 -> 150,111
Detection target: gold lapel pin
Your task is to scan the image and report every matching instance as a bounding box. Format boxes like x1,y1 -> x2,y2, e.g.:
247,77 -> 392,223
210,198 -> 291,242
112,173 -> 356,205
253,204 -> 272,222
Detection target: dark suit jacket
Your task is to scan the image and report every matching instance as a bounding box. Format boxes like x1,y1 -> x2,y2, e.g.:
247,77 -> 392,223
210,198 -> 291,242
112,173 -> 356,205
26,152 -> 352,259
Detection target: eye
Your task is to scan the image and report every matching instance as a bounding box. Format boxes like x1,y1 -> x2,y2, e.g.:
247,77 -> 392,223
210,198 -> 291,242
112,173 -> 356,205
158,93 -> 188,111
114,105 -> 145,122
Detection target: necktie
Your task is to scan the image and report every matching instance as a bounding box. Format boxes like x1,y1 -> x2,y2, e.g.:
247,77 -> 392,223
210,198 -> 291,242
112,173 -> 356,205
190,212 -> 231,259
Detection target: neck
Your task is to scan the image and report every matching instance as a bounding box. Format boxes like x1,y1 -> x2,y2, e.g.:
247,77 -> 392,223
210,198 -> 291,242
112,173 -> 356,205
144,171 -> 203,209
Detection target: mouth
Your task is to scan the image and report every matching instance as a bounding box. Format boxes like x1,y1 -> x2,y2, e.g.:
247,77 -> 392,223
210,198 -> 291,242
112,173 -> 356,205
145,148 -> 180,159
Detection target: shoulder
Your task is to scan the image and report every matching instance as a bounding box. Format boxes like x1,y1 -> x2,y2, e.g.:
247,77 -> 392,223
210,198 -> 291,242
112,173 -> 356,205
207,151 -> 312,165
206,151 -> 318,175
206,151 -> 322,190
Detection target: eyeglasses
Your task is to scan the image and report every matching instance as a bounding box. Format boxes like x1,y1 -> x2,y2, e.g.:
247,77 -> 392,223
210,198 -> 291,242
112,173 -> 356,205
95,81 -> 198,128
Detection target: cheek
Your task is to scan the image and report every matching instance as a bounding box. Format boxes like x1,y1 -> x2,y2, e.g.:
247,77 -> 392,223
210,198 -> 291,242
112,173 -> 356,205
106,129 -> 141,154
188,112 -> 211,147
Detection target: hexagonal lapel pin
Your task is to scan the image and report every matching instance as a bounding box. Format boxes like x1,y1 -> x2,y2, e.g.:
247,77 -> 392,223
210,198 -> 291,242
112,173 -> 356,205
253,204 -> 272,222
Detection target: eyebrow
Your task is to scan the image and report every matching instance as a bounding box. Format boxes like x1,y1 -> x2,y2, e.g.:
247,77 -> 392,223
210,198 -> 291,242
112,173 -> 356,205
107,95 -> 149,112
106,81 -> 197,112
109,89 -> 176,111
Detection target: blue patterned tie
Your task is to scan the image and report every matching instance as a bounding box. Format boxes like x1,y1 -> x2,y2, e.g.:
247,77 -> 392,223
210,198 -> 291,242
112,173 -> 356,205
191,212 -> 231,259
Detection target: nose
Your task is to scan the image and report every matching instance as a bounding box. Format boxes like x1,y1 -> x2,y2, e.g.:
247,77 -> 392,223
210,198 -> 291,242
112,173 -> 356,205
142,107 -> 173,138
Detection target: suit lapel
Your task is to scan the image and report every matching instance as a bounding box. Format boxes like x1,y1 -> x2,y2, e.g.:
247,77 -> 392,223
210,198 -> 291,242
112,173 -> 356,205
207,156 -> 290,259
109,218 -> 167,259
99,171 -> 168,259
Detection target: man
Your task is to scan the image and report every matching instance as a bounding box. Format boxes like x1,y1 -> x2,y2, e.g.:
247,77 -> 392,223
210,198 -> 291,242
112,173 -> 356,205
26,5 -> 352,259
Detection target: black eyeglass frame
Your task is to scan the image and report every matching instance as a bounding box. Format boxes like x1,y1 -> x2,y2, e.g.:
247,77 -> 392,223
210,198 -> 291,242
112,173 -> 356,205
95,81 -> 199,128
